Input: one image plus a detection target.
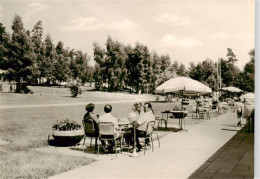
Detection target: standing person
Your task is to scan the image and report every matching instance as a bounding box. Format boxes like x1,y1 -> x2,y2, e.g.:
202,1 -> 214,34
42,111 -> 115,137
134,102 -> 155,151
98,104 -> 119,152
235,99 -> 244,126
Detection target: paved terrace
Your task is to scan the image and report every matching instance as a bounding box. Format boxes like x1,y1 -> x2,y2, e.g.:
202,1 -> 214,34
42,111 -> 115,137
47,112 -> 253,179
189,127 -> 254,179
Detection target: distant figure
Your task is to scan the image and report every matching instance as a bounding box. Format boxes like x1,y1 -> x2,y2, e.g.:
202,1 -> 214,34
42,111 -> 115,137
98,104 -> 119,152
235,99 -> 244,126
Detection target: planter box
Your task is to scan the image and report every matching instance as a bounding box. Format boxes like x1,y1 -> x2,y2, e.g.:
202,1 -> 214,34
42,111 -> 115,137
171,111 -> 188,118
182,101 -> 190,105
52,129 -> 84,146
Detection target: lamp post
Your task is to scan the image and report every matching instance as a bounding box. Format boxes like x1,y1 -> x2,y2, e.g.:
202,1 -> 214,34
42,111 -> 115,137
217,58 -> 222,101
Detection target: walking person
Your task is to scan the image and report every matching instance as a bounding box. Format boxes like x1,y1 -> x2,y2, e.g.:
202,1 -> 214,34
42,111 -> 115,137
235,99 -> 244,126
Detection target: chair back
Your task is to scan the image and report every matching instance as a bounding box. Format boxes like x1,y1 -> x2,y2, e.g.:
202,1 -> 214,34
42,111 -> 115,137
197,106 -> 204,112
98,122 -> 114,138
82,119 -> 97,137
146,121 -> 155,136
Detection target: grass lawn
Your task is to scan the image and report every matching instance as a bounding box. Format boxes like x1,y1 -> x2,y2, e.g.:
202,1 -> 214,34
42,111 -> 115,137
0,86 -> 205,178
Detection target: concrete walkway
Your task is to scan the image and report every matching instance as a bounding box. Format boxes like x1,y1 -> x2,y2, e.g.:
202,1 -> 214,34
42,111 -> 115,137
189,126 -> 254,179
49,112 -> 249,179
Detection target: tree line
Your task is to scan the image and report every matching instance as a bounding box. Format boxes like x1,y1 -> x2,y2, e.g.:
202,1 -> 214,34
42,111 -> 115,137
0,15 -> 255,94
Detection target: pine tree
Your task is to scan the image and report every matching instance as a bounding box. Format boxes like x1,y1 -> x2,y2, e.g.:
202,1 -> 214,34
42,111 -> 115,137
0,23 -> 11,70
6,15 -> 36,92
31,21 -> 44,84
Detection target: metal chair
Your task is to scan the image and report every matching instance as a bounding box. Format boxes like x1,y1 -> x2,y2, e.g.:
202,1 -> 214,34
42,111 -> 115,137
191,105 -> 198,119
158,111 -> 169,130
197,106 -> 207,119
153,119 -> 161,148
98,122 -> 122,157
211,103 -> 219,117
139,121 -> 156,155
82,119 -> 99,151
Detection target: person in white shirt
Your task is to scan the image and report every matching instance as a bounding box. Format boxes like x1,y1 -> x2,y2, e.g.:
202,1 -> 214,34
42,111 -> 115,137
134,102 -> 155,151
98,104 -> 119,152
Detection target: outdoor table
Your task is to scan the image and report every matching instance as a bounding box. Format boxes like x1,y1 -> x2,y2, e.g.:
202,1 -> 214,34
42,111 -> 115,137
160,111 -> 171,129
161,110 -> 171,120
170,110 -> 188,130
118,119 -> 131,135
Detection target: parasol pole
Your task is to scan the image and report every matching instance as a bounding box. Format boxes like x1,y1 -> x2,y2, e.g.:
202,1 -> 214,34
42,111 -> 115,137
219,59 -> 222,98
130,122 -> 139,157
181,90 -> 184,111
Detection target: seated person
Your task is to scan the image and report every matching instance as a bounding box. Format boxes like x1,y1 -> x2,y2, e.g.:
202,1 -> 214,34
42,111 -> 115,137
98,104 -> 119,152
134,102 -> 155,151
132,102 -> 143,115
124,103 -> 143,145
82,103 -> 99,149
83,103 -> 99,135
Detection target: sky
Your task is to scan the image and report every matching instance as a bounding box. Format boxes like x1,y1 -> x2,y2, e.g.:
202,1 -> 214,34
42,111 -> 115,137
0,0 -> 255,70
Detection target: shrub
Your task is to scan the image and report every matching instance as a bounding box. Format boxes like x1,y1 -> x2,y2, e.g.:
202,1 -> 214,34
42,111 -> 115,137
69,84 -> 82,97
52,119 -> 81,131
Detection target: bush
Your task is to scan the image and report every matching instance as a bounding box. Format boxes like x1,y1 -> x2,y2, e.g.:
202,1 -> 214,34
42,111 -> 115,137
52,119 -> 82,131
69,84 -> 82,97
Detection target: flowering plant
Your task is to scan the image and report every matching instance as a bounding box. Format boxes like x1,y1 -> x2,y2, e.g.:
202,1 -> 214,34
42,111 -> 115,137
52,118 -> 82,131
173,106 -> 181,111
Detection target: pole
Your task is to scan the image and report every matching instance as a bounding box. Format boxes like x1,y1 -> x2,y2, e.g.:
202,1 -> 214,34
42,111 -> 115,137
130,123 -> 139,157
219,59 -> 222,98
217,60 -> 219,100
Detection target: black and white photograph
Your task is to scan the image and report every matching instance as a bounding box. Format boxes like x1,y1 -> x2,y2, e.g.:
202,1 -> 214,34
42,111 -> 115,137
0,0 -> 256,178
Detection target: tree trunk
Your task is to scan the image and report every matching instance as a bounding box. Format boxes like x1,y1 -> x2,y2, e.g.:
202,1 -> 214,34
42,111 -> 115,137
16,82 -> 21,93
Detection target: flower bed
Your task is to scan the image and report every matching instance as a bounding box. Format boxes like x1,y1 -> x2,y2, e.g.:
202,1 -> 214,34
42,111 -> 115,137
51,119 -> 84,146
52,129 -> 84,146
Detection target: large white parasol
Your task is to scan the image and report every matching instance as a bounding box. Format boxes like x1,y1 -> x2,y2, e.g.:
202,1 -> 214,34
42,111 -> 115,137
221,86 -> 243,93
155,77 -> 212,96
240,92 -> 254,102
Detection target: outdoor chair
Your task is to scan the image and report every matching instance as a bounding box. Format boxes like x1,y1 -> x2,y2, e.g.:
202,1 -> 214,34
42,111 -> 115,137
197,106 -> 208,119
153,119 -> 161,148
139,121 -> 157,155
82,119 -> 99,151
211,102 -> 219,117
156,115 -> 168,130
97,122 -> 122,157
191,105 -> 198,119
